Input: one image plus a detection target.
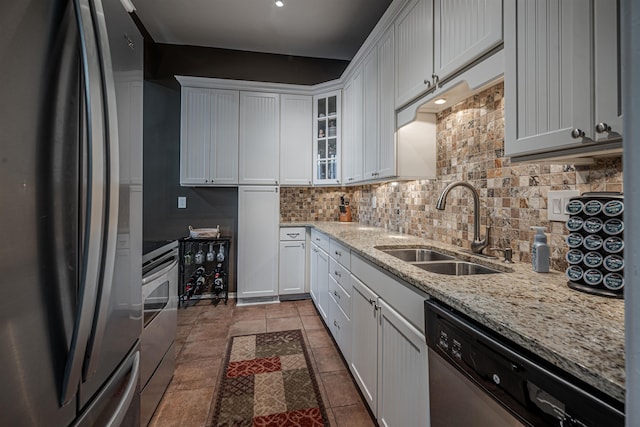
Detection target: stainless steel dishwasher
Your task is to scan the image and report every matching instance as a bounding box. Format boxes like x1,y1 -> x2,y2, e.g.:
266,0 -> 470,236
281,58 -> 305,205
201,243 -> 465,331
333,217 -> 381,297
425,300 -> 624,426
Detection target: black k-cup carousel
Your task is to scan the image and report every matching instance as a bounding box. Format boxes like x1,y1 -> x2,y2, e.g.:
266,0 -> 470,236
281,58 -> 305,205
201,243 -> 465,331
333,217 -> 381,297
565,192 -> 624,298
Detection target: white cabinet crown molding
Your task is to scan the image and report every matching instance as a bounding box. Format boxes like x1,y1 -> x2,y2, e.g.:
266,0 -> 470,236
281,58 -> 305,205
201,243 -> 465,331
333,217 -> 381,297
175,75 -> 343,96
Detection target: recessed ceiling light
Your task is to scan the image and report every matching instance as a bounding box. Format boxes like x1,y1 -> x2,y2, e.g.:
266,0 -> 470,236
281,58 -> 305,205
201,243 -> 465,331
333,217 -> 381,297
275,0 -> 284,7
434,98 -> 447,105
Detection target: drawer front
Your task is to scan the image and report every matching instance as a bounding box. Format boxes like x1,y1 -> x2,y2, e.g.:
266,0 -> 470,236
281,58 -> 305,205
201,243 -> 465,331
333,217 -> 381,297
329,258 -> 351,291
351,253 -> 427,334
330,239 -> 351,269
331,298 -> 351,363
311,229 -> 330,252
280,227 -> 306,241
329,275 -> 351,318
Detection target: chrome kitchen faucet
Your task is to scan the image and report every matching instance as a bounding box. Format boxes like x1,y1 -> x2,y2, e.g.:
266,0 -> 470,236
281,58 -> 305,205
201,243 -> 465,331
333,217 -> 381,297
436,181 -> 489,254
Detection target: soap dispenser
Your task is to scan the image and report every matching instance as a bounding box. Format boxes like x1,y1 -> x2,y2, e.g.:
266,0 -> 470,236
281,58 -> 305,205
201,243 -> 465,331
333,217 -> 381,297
531,226 -> 550,273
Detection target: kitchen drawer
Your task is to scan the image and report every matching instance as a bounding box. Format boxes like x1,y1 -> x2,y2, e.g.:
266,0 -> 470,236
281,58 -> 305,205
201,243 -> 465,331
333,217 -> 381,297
351,253 -> 427,334
328,292 -> 351,363
330,239 -> 351,269
329,275 -> 351,318
311,229 -> 330,252
330,258 -> 351,292
280,227 -> 306,241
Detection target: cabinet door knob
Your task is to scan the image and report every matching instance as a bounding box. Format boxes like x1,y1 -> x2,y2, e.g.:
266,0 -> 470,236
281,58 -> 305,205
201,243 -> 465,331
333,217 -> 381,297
423,79 -> 432,88
570,128 -> 586,139
595,122 -> 611,134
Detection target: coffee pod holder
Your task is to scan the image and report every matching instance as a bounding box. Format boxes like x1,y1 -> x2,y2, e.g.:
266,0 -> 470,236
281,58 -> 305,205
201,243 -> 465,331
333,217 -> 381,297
565,192 -> 624,298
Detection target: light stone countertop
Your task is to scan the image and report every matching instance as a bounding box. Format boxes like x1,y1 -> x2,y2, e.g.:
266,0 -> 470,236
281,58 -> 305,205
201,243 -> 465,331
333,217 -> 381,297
282,221 -> 625,403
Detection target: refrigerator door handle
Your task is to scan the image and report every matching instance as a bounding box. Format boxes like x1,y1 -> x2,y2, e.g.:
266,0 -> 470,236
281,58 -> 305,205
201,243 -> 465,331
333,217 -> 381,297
60,0 -> 108,406
83,0 -> 122,380
105,351 -> 140,427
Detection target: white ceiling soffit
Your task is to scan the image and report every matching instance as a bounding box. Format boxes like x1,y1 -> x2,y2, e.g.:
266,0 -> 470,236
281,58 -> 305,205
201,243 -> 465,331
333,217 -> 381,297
131,0 -> 393,60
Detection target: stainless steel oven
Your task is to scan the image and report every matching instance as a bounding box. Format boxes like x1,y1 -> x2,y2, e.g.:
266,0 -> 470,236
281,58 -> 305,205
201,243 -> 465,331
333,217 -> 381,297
425,299 -> 624,426
140,241 -> 179,426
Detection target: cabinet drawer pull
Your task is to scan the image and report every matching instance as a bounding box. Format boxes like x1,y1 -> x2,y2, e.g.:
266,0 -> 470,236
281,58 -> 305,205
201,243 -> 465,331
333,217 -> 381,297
571,128 -> 585,139
595,122 -> 611,134
286,233 -> 300,238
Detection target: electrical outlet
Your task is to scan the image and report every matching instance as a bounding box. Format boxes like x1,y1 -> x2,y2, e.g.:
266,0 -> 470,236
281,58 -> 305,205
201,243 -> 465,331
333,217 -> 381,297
177,196 -> 187,209
547,190 -> 579,221
371,196 -> 377,209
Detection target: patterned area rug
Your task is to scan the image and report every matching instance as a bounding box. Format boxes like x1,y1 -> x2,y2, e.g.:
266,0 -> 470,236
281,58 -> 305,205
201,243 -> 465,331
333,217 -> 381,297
210,329 -> 329,426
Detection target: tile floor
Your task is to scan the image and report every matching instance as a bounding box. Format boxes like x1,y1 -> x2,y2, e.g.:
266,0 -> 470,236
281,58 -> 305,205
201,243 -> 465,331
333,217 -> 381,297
149,298 -> 376,427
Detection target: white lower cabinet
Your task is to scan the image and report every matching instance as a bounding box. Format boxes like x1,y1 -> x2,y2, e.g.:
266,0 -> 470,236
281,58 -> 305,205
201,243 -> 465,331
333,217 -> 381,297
237,186 -> 279,303
377,298 -> 429,427
278,241 -> 306,295
279,227 -> 307,295
350,257 -> 430,426
328,279 -> 351,363
310,242 -> 329,321
350,276 -> 380,412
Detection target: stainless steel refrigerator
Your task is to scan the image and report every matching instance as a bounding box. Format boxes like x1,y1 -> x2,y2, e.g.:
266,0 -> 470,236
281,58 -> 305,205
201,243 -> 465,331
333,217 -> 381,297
0,0 -> 144,425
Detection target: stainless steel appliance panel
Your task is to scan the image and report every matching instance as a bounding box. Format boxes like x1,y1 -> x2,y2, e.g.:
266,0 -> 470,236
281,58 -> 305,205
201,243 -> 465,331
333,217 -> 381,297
140,342 -> 176,427
79,0 -> 144,407
429,348 -> 525,426
141,249 -> 178,387
140,241 -> 178,425
425,300 -> 625,427
1,0 -> 80,424
0,0 -> 143,424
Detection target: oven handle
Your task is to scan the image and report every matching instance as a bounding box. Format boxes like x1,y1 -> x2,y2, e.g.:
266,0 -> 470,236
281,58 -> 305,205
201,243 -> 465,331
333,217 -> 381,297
143,258 -> 179,287
143,248 -> 178,275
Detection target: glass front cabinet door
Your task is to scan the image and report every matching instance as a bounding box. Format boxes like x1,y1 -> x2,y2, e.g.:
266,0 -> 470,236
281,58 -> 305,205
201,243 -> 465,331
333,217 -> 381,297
313,91 -> 341,185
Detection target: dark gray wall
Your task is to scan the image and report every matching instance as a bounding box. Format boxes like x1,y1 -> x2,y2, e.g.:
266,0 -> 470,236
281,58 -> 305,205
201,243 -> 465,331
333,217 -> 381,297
148,43 -> 349,85
143,80 -> 239,291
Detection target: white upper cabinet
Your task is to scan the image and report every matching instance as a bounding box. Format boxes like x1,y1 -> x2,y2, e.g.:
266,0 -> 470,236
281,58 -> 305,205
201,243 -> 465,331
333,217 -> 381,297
433,0 -> 503,80
239,91 -> 280,185
342,67 -> 364,184
504,0 -> 622,160
395,0 -> 504,109
280,94 -> 312,186
364,27 -> 396,180
377,27 -> 396,179
313,91 -> 342,185
395,0 -> 434,108
363,47 -> 379,180
180,87 -> 239,186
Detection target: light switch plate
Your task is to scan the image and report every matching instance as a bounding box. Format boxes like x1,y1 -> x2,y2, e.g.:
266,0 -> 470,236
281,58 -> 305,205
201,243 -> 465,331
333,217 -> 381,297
371,196 -> 377,209
547,190 -> 580,221
177,196 -> 187,209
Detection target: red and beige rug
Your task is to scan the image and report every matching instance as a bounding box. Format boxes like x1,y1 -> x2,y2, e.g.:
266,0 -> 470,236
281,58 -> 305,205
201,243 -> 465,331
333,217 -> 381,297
210,329 -> 329,426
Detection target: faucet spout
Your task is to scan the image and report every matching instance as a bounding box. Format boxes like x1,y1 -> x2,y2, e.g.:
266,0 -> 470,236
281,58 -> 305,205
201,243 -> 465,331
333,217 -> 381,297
435,181 -> 488,254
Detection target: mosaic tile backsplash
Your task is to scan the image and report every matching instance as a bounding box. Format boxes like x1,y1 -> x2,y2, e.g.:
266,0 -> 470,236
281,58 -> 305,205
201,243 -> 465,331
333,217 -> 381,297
280,82 -> 623,271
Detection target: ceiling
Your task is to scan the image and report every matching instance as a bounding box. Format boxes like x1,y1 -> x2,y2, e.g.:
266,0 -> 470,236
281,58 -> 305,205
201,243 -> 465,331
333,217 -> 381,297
131,0 -> 393,61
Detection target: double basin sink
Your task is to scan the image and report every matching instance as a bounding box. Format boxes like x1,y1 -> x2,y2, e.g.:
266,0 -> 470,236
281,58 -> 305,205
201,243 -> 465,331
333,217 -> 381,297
377,247 -> 503,276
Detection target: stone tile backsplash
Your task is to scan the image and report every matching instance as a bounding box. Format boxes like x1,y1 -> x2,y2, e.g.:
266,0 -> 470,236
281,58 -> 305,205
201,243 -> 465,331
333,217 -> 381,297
280,82 -> 623,271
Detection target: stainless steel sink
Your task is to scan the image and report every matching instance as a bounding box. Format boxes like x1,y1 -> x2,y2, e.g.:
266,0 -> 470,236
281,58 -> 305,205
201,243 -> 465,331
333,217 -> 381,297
414,261 -> 502,275
380,248 -> 455,262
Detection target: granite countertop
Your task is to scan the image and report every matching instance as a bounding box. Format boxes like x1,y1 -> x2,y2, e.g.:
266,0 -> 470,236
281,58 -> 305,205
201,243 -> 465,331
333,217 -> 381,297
282,221 -> 625,403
